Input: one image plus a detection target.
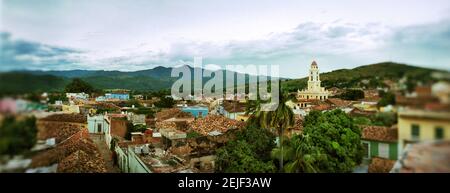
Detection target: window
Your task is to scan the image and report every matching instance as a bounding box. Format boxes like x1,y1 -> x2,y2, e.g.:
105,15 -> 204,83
362,142 -> 370,159
435,127 -> 444,140
411,124 -> 420,140
378,143 -> 389,159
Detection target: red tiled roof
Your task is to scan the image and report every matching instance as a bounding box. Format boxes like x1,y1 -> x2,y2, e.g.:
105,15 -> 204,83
40,113 -> 87,123
326,98 -> 352,107
368,157 -> 396,173
362,126 -> 397,142
189,115 -> 246,136
222,101 -> 247,113
396,141 -> 450,173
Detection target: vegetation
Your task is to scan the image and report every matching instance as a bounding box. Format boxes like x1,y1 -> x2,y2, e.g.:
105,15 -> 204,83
245,91 -> 295,171
0,116 -> 38,156
125,123 -> 147,140
186,131 -> 202,139
48,93 -> 68,104
154,96 -> 175,108
338,89 -> 365,100
281,62 -> 440,91
64,78 -> 95,94
215,126 -> 276,173
377,91 -> 396,107
371,112 -> 397,127
133,107 -> 155,118
273,110 -> 364,173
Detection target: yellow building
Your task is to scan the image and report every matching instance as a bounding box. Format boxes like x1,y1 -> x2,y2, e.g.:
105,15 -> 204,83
398,109 -> 450,157
297,61 -> 330,101
62,104 -> 80,114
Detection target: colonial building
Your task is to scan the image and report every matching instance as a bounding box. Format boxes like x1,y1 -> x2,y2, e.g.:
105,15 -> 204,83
297,61 -> 330,101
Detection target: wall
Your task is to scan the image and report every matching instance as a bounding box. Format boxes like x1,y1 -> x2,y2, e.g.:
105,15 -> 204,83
126,147 -> 152,173
362,140 -> 398,160
398,116 -> 450,155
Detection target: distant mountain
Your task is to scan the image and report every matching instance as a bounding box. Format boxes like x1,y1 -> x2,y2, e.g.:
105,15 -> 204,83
1,62 -> 444,95
0,65 -> 268,94
281,62 -> 446,92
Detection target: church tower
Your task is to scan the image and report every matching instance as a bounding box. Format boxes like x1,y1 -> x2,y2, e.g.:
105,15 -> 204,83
297,61 -> 330,101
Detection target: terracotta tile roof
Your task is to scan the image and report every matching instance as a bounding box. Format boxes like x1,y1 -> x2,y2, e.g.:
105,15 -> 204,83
368,157 -> 396,173
393,141 -> 450,173
362,126 -> 398,142
36,121 -> 84,142
156,108 -> 193,121
222,100 -> 247,113
57,150 -> 107,173
326,98 -> 353,107
40,113 -> 87,123
31,130 -> 99,168
188,115 -> 246,136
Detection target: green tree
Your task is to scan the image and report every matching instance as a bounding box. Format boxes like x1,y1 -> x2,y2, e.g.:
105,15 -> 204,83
215,126 -> 276,172
246,91 -> 295,171
124,123 -> 147,140
371,112 -> 397,127
64,78 -> 95,94
48,93 -> 68,104
339,89 -> 365,100
377,92 -> 396,107
273,110 -> 364,173
0,116 -> 38,156
154,96 -> 175,108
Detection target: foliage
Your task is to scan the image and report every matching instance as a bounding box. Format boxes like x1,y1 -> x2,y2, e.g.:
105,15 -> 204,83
215,126 -> 276,173
64,78 -> 95,94
186,131 -> 202,139
338,89 -> 365,100
48,93 -> 68,104
154,96 -> 175,108
0,116 -> 38,156
371,112 -> 397,127
96,108 -> 120,114
353,116 -> 372,126
377,91 -> 396,107
216,140 -> 276,173
133,107 -> 155,118
244,90 -> 294,171
127,99 -> 142,108
125,123 -> 147,140
273,110 -> 364,173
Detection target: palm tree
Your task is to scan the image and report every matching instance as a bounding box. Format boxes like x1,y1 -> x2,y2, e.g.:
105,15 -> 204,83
245,91 -> 295,171
272,134 -> 325,173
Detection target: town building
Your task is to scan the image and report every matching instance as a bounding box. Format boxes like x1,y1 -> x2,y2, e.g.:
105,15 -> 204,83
361,126 -> 398,161
181,106 -> 209,118
397,109 -> 450,155
66,92 -> 89,101
391,141 -> 450,173
105,93 -> 130,101
218,100 -> 247,120
297,61 -> 330,101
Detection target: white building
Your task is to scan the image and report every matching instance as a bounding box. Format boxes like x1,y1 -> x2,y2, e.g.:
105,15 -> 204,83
297,61 -> 330,101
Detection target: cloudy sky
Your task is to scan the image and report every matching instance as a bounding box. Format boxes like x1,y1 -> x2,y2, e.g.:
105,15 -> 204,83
1,0 -> 450,78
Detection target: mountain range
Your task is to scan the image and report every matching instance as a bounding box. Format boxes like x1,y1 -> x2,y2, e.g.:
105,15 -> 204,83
0,62 -> 446,95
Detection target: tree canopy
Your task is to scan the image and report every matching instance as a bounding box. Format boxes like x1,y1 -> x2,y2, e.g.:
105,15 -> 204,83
0,116 -> 37,156
273,110 -> 364,173
64,78 -> 95,94
215,126 -> 276,173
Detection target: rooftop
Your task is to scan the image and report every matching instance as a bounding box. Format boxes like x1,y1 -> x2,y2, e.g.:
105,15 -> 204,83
189,115 -> 246,136
391,141 -> 450,173
40,113 -> 87,123
362,126 -> 398,143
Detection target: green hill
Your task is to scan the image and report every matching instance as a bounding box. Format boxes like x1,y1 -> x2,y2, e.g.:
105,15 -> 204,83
0,62 -> 445,95
281,62 -> 443,92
